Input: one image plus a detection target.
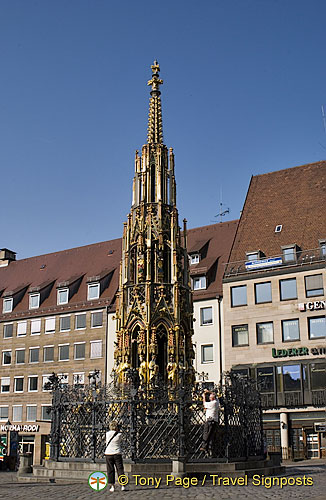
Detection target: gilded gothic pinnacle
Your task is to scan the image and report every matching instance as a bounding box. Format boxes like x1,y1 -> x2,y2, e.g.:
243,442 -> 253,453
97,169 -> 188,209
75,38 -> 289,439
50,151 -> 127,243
147,60 -> 163,144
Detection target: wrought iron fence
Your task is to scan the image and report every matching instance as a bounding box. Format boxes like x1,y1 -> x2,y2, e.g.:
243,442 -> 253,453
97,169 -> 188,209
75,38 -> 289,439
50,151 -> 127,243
48,371 -> 263,463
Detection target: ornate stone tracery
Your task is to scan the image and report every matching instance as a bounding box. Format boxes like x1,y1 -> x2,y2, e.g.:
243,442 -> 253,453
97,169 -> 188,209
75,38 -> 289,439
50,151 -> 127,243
114,62 -> 194,387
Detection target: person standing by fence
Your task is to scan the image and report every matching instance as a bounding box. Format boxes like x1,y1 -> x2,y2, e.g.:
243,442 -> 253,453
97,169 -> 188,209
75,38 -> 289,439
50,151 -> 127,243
105,421 -> 126,492
200,390 -> 219,453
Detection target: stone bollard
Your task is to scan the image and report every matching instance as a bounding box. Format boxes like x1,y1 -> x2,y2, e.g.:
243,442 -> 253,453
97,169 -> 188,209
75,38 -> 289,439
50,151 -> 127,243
18,453 -> 32,475
171,459 -> 186,478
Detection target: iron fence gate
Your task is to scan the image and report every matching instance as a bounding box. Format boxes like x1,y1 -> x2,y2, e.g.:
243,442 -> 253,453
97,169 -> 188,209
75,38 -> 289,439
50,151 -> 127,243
49,372 -> 263,462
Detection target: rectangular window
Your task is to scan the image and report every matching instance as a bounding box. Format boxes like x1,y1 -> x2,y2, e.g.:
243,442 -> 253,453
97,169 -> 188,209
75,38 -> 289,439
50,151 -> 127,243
59,344 -> 69,361
190,254 -> 200,265
16,349 -> 25,364
28,376 -> 38,392
282,365 -> 301,391
1,377 -> 10,393
192,276 -> 206,290
305,274 -> 324,298
257,367 -> 275,393
231,285 -> 247,307
45,317 -> 55,334
17,321 -> 27,337
282,319 -> 300,341
58,373 -> 69,388
57,288 -> 69,305
29,293 -> 40,309
74,343 -> 85,360
3,298 -> 13,313
41,406 -> 52,421
0,407 -> 9,420
26,405 -> 37,422
200,307 -> 213,325
310,363 -> 326,391
73,373 -> 85,387
232,325 -> 249,347
282,246 -> 296,263
75,313 -> 86,330
3,323 -> 13,338
12,405 -> 23,422
29,347 -> 39,363
14,377 -> 24,392
42,375 -> 52,391
2,350 -> 11,365
60,315 -> 71,332
91,311 -> 103,328
308,317 -> 326,339
43,346 -> 54,362
90,340 -> 102,359
255,282 -> 272,304
246,251 -> 259,261
31,319 -> 41,335
88,283 -> 100,300
320,240 -> 326,257
201,344 -> 213,363
256,322 -> 274,344
280,278 -> 297,300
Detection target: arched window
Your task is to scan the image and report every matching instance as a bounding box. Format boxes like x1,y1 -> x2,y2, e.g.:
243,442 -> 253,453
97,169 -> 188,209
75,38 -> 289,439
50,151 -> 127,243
131,325 -> 140,369
156,323 -> 168,380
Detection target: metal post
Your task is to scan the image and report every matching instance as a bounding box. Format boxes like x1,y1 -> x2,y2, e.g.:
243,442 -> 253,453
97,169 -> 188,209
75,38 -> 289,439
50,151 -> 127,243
178,371 -> 186,459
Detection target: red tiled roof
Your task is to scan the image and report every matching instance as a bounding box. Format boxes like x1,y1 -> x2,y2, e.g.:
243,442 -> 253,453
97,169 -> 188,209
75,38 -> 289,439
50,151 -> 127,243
228,161 -> 326,263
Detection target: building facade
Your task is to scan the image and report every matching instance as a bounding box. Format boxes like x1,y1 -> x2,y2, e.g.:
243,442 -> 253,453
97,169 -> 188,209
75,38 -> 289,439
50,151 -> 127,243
223,161 -> 326,459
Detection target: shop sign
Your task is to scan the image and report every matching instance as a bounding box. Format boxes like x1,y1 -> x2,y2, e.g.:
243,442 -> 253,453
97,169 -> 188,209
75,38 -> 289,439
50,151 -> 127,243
272,346 -> 326,358
245,257 -> 283,271
298,300 -> 326,311
0,424 -> 39,432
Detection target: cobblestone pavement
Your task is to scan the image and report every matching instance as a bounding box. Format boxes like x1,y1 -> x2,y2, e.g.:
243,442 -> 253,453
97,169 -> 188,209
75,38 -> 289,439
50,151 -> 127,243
0,460 -> 325,500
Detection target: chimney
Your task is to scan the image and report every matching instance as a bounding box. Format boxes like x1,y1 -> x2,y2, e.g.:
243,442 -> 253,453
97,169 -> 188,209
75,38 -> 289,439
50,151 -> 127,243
0,248 -> 16,267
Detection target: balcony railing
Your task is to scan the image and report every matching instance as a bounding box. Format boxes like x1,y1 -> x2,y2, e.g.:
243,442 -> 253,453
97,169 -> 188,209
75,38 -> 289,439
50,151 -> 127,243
224,247 -> 326,278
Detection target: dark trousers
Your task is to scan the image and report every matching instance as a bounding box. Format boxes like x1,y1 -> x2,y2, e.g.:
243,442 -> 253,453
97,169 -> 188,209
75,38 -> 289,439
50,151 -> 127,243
201,420 -> 217,451
105,454 -> 124,484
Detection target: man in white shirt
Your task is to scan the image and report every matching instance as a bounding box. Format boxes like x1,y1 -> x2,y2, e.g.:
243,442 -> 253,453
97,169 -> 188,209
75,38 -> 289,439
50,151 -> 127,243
200,390 -> 219,452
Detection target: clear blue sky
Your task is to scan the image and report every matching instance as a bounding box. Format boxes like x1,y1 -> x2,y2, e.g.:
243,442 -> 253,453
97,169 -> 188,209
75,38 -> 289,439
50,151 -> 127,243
1,0 -> 325,259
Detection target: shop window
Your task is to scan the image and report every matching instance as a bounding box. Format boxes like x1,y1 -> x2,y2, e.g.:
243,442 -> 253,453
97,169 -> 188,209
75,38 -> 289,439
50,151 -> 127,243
231,285 -> 247,307
282,365 -> 301,392
232,324 -> 249,347
257,367 -> 275,393
200,307 -> 213,325
310,363 -> 326,390
201,344 -> 213,363
308,317 -> 326,339
255,282 -> 272,304
305,274 -> 324,298
256,322 -> 274,344
280,278 -> 297,300
282,319 -> 300,341
231,368 -> 249,378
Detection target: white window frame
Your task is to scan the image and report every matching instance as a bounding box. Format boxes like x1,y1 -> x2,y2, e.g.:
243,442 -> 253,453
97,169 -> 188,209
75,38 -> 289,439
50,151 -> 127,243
42,374 -> 52,392
91,310 -> 103,328
30,318 -> 41,336
29,293 -> 40,310
192,276 -> 206,290
41,404 -> 52,421
45,317 -> 56,334
2,350 -> 12,365
26,405 -> 37,422
3,297 -> 13,313
43,345 -> 54,363
28,375 -> 38,393
29,347 -> 40,364
14,376 -> 24,393
90,340 -> 103,359
246,251 -> 260,261
17,321 -> 27,337
12,405 -> 23,422
0,406 -> 9,421
201,343 -> 214,364
57,288 -> 69,305
16,348 -> 25,364
74,342 -> 86,360
3,322 -> 14,339
87,283 -> 100,300
73,372 -> 85,386
75,313 -> 87,330
58,373 -> 69,387
59,315 -> 71,332
190,254 -> 200,265
1,377 -> 10,393
200,306 -> 213,326
58,344 -> 70,361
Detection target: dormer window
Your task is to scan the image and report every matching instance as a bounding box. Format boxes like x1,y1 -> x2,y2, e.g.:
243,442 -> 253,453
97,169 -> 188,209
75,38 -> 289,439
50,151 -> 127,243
57,288 -> 69,305
319,240 -> 326,257
282,245 -> 297,263
192,276 -> 206,290
246,250 -> 263,262
88,283 -> 100,300
3,298 -> 13,313
29,293 -> 40,310
190,254 -> 200,265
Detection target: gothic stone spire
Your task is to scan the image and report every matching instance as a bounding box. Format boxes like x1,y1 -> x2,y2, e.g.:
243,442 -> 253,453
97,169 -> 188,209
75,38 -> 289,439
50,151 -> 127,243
147,60 -> 163,144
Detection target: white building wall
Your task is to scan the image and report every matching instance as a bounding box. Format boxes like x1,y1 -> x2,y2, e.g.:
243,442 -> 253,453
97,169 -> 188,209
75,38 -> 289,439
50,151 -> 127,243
106,311 -> 116,384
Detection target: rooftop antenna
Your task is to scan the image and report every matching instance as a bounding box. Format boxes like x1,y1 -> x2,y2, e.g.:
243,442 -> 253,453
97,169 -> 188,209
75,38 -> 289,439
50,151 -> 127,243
212,187 -> 230,223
